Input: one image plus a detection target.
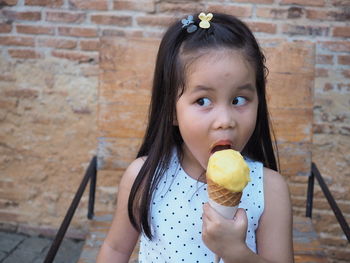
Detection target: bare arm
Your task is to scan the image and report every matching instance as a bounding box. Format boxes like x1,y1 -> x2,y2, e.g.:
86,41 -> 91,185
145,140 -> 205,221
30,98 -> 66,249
96,157 -> 145,263
255,168 -> 294,262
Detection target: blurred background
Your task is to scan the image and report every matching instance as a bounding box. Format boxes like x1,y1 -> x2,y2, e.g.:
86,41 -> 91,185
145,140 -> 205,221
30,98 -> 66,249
0,0 -> 349,262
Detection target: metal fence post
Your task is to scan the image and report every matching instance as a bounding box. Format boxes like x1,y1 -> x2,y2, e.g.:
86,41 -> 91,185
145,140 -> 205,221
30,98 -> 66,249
305,166 -> 314,218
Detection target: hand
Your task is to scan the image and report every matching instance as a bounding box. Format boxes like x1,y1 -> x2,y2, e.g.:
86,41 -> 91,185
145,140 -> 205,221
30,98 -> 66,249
202,203 -> 249,261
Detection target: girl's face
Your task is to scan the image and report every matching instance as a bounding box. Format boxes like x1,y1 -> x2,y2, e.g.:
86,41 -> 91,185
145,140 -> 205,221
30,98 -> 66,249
175,49 -> 258,179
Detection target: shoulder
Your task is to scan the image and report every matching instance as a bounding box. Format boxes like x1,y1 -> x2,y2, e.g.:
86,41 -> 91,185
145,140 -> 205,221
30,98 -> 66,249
119,156 -> 147,189
261,167 -> 292,222
125,156 -> 147,176
256,169 -> 294,261
263,167 -> 290,199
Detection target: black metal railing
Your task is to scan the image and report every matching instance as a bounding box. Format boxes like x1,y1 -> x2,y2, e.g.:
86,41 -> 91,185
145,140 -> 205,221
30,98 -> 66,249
44,156 -> 97,263
306,162 -> 350,242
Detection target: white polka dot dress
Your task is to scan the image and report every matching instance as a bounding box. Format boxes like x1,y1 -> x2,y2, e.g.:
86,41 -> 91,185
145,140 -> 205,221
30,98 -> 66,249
138,150 -> 264,262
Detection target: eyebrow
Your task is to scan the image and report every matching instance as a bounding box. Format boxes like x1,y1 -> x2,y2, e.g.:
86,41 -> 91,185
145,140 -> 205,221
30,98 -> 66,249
192,85 -> 215,92
236,83 -> 256,92
192,83 -> 256,92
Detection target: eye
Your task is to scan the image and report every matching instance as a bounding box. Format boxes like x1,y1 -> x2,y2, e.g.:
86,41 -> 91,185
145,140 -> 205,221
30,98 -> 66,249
196,97 -> 211,107
232,96 -> 247,106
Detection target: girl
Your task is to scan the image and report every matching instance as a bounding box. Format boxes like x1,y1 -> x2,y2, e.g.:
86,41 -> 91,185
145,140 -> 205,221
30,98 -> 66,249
97,12 -> 293,263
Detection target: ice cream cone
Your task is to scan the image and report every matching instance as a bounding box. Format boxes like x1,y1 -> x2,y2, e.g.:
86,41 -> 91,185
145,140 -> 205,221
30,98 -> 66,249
205,149 -> 250,263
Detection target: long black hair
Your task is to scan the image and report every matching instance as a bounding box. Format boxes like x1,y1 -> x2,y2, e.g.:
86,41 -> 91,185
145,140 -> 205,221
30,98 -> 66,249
128,13 -> 278,239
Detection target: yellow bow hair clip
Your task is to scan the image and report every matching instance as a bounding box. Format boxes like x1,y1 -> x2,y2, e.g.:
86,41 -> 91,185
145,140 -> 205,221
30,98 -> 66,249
198,12 -> 213,29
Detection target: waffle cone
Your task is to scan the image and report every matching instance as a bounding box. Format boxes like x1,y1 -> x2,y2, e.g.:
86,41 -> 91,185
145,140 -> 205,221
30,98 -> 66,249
207,178 -> 242,207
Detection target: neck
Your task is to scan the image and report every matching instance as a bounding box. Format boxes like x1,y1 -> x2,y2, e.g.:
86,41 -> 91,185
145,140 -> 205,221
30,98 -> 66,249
180,144 -> 207,183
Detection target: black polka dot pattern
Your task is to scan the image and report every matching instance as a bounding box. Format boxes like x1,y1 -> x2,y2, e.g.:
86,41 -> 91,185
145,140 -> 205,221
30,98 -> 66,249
139,152 -> 264,262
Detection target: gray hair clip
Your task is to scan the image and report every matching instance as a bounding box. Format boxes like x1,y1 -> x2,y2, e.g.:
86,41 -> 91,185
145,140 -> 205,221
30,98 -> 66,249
181,15 -> 197,33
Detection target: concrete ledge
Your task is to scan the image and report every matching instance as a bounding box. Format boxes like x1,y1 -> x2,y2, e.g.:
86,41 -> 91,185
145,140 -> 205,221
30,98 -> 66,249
293,216 -> 328,263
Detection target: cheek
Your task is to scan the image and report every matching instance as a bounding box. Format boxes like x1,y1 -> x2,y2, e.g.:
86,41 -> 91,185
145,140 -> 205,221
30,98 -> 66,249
177,113 -> 206,144
178,117 -> 201,138
239,108 -> 258,148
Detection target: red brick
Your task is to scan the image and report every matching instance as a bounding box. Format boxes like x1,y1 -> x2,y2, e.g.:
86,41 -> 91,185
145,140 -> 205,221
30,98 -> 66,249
331,0 -> 350,6
99,100 -> 148,138
1,0 -> 18,5
341,69 -> 350,78
247,22 -> 277,33
319,235 -> 349,247
257,7 -> 282,19
58,26 -> 98,37
313,123 -> 334,134
4,89 -> 39,98
0,36 -> 35,46
51,50 -> 98,63
280,0 -> 325,6
0,74 -> 16,82
80,39 -> 100,51
326,243 -> 350,262
287,176 -> 309,184
323,83 -> 333,91
8,49 -> 42,59
257,7 -> 304,19
319,41 -> 350,52
2,10 -> 41,21
68,0 -> 108,10
38,37 -> 77,49
81,65 -> 100,77
91,15 -> 132,26
114,0 -> 156,12
0,211 -> 19,222
291,196 -> 306,208
306,9 -> 350,21
287,6 -> 305,18
16,25 -> 54,35
289,183 -> 307,197
0,23 -> 12,33
294,253 -> 328,263
46,11 -> 86,23
102,29 -> 143,38
227,0 -> 273,3
136,15 -> 178,27
337,83 -> 350,92
315,68 -> 329,77
333,26 -> 350,37
0,199 -> 18,209
277,144 -> 311,177
207,4 -> 253,18
316,54 -> 334,65
282,24 -> 329,36
102,29 -> 126,37
338,55 -> 350,65
25,0 -> 63,7
158,2 -> 203,13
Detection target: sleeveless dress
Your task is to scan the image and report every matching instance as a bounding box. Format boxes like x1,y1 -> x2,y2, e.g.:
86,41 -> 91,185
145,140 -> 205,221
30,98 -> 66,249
139,150 -> 264,263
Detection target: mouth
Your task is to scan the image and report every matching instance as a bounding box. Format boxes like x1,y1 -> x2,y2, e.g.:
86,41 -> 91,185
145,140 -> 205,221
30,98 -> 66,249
210,141 -> 233,155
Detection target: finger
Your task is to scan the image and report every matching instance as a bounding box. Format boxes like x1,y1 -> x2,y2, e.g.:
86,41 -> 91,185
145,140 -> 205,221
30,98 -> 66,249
234,208 -> 248,229
202,203 -> 214,221
202,204 -> 211,227
203,202 -> 225,221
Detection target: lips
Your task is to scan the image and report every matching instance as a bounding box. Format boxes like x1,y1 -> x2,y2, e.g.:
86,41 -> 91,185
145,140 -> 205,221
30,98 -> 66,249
210,140 -> 233,155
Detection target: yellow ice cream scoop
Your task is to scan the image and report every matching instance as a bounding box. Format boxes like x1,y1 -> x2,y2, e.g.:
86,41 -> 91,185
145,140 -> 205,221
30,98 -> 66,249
207,149 -> 250,193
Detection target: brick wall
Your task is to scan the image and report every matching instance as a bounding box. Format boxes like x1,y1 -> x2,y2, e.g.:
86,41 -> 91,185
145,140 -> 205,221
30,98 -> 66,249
0,0 -> 349,262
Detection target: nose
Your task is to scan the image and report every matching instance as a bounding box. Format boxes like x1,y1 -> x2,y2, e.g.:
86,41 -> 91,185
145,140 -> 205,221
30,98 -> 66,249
213,105 -> 236,130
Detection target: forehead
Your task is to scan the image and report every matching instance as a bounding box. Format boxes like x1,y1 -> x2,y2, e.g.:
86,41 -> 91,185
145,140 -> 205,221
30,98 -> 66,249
182,49 -> 256,87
